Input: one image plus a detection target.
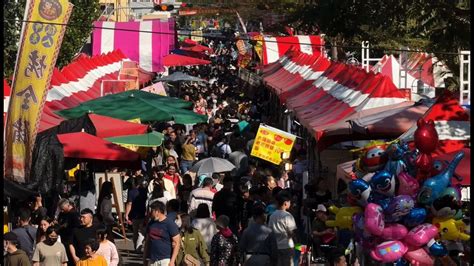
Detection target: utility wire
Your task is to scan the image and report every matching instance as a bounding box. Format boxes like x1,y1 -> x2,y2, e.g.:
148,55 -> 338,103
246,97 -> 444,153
4,18 -> 467,56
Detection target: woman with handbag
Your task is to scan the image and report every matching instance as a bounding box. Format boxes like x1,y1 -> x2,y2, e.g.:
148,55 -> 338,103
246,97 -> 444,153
176,214 -> 210,266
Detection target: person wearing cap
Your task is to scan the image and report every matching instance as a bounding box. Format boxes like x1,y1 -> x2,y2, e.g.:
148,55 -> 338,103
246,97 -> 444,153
210,215 -> 240,266
240,205 -> 277,266
188,177 -> 215,218
311,204 -> 335,259
4,232 -> 31,266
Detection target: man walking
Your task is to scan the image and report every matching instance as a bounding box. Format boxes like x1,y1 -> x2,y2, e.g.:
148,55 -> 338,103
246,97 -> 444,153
143,201 -> 180,266
212,176 -> 239,234
69,208 -> 99,263
57,199 -> 81,266
268,193 -> 298,266
12,208 -> 37,261
240,206 -> 278,266
4,232 -> 31,266
188,177 -> 215,217
125,176 -> 148,252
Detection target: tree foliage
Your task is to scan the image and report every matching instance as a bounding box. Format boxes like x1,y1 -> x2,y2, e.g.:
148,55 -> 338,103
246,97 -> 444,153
3,0 -> 101,78
287,0 -> 470,74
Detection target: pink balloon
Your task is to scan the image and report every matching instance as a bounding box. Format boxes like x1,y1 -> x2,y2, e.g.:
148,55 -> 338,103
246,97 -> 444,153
365,203 -> 384,236
403,248 -> 434,266
382,223 -> 408,240
370,240 -> 408,263
397,172 -> 420,197
404,223 -> 439,247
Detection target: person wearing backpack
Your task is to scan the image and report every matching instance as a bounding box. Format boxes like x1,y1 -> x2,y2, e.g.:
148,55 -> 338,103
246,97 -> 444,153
212,137 -> 231,159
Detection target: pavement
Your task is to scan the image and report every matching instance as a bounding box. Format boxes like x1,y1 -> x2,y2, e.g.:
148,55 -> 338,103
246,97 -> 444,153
114,232 -> 143,266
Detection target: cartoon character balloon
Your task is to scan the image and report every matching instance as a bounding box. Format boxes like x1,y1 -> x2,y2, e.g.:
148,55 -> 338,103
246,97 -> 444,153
370,240 -> 408,263
371,170 -> 396,197
403,248 -> 434,265
396,172 -> 420,197
352,141 -> 389,178
384,195 -> 415,223
418,151 -> 464,205
414,119 -> 438,182
384,142 -> 407,176
432,217 -> 470,241
431,188 -> 462,218
348,178 -> 373,207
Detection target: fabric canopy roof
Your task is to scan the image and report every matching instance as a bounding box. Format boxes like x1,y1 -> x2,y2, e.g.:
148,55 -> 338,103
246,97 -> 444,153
4,79 -> 11,127
163,54 -> 211,67
57,132 -> 141,161
57,90 -> 207,124
263,49 -> 409,151
262,35 -> 324,65
88,113 -> 149,139
106,131 -> 164,147
39,50 -> 154,132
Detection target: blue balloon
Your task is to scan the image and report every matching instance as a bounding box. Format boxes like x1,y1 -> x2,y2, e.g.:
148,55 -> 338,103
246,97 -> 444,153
349,178 -> 372,206
428,240 -> 448,257
371,170 -> 396,196
394,258 -> 410,266
418,151 -> 464,205
403,208 -> 427,228
384,142 -> 408,176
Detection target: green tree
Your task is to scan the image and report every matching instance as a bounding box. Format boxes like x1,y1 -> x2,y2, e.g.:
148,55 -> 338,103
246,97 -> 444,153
3,0 -> 101,77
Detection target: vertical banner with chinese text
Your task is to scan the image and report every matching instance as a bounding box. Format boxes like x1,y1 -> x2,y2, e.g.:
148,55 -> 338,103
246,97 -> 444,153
4,0 -> 73,183
250,124 -> 296,165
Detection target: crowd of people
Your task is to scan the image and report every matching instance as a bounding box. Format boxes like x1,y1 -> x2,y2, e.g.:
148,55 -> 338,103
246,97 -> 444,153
5,39 -> 349,266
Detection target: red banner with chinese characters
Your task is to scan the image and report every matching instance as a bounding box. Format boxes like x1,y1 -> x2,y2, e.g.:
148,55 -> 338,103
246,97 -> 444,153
4,0 -> 73,183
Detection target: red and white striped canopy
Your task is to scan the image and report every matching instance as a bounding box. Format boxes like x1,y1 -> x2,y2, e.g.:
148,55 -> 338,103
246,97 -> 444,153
4,79 -> 11,128
264,50 -> 409,150
262,35 -> 325,65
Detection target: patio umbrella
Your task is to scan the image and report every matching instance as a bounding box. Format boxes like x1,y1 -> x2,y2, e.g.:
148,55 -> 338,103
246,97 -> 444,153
190,157 -> 236,176
157,71 -> 208,83
56,90 -> 207,124
57,132 -> 141,161
163,54 -> 211,67
105,131 -> 164,147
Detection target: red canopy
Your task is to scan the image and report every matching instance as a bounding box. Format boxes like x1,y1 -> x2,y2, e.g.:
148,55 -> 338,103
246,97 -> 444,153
434,148 -> 470,186
163,54 -> 211,67
88,114 -> 148,138
57,132 -> 140,161
180,44 -> 213,53
182,38 -> 198,46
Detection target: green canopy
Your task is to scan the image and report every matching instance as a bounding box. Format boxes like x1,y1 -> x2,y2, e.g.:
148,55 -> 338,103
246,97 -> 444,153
105,131 -> 164,147
56,90 -> 207,124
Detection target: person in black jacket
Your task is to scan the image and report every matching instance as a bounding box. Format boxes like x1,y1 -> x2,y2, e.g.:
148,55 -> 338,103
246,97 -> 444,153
212,176 -> 239,234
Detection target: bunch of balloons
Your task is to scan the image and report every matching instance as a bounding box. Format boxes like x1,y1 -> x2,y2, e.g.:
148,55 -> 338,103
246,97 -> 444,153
327,119 -> 469,264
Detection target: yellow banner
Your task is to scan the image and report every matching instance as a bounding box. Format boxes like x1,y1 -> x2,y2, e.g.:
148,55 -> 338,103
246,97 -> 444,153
250,124 -> 296,165
4,0 -> 73,183
252,35 -> 264,63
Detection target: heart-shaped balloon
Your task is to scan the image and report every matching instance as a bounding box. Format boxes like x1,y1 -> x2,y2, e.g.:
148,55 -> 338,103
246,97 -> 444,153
396,172 -> 419,197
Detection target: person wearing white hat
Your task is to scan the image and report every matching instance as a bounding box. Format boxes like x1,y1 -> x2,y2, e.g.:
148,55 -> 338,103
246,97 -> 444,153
311,204 -> 336,259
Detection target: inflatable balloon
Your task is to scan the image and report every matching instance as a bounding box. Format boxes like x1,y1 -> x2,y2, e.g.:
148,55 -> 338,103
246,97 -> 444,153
352,140 -> 389,178
352,214 -> 380,249
402,147 -> 418,177
403,208 -> 427,228
426,239 -> 448,257
403,247 -> 434,266
348,178 -> 373,207
325,206 -> 362,229
370,240 -> 408,263
384,142 -> 407,176
396,172 -> 419,197
418,151 -> 464,205
414,119 -> 438,182
431,193 -> 461,218
364,203 -> 384,236
384,195 -> 415,223
382,223 -> 408,240
394,258 -> 410,266
371,170 -> 396,197
404,224 -> 439,247
433,217 -> 470,241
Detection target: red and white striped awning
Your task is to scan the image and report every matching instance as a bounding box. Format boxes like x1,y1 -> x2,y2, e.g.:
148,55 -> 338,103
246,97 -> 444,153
263,50 -> 409,150
39,50 -> 154,132
4,79 -> 11,128
262,35 -> 325,65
